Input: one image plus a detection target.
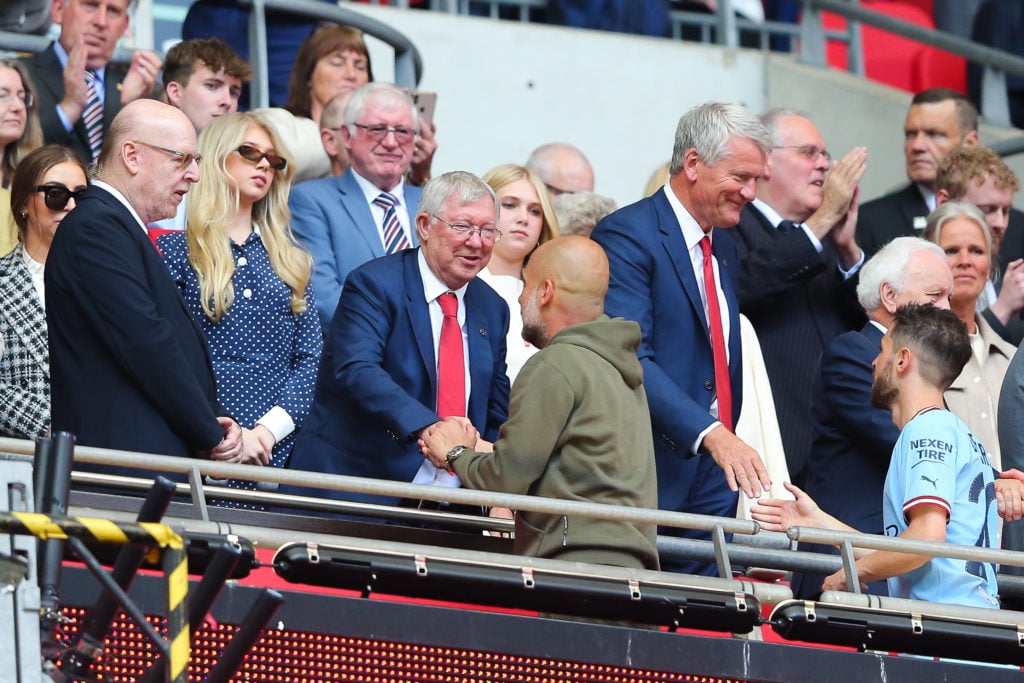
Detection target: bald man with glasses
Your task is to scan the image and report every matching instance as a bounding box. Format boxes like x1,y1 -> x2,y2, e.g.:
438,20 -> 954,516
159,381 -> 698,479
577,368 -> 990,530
289,82 -> 424,327
46,99 -> 242,483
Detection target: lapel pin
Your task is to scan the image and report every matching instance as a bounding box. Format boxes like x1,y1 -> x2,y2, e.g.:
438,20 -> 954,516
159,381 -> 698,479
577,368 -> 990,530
479,328 -> 487,336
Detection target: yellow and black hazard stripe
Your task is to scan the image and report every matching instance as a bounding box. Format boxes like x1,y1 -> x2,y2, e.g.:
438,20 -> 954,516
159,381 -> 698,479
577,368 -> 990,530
1,512 -> 189,682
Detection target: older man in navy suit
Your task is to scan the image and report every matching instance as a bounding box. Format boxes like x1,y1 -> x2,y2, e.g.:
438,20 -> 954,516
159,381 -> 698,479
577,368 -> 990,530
289,83 -> 423,326
284,171 -> 510,510
590,102 -> 773,576
798,236 -> 953,597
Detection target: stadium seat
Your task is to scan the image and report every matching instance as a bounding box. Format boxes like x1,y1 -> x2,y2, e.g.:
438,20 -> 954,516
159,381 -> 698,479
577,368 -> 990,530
820,1 -> 966,94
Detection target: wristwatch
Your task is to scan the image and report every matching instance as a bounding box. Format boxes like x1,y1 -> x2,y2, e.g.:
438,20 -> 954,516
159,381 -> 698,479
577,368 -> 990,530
445,445 -> 468,470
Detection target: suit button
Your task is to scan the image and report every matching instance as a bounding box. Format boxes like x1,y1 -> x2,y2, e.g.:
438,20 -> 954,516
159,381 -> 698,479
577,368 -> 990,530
242,288 -> 253,299
704,380 -> 714,391
237,257 -> 248,267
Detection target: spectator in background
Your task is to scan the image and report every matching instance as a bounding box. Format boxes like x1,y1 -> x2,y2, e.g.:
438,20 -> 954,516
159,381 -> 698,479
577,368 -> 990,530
46,99 -> 242,481
526,142 -> 595,196
182,0 -> 332,109
23,0 -> 161,164
798,236 -> 953,599
933,145 -> 1024,344
923,201 -> 1015,470
317,92 -> 353,177
289,83 -> 423,327
261,24 -> 437,185
856,88 -> 979,258
420,236 -> 659,570
151,37 -> 252,237
259,24 -> 369,183
553,191 -> 617,237
591,102 -> 774,576
159,112 -> 321,503
0,59 -> 43,255
724,108 -> 867,486
478,164 -> 559,383
0,145 -> 86,439
163,38 -> 252,135
643,161 -> 670,198
281,171 -> 510,511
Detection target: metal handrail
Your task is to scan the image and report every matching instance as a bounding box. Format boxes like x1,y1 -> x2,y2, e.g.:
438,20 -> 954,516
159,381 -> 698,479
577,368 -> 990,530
799,0 -> 1024,126
4,436 -> 1023,590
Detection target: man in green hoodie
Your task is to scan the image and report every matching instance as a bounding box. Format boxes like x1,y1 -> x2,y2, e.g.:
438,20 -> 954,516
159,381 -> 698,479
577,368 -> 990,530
420,235 -> 659,570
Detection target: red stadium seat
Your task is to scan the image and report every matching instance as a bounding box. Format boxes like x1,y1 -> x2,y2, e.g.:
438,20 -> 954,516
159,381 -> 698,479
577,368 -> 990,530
820,1 -> 965,94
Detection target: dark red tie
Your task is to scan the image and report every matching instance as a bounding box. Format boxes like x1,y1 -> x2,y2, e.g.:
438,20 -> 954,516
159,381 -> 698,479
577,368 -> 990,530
437,292 -> 465,418
700,236 -> 732,431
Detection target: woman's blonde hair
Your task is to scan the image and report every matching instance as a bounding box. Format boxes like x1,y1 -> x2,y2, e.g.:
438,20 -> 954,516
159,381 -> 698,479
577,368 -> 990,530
185,111 -> 312,322
482,164 -> 559,248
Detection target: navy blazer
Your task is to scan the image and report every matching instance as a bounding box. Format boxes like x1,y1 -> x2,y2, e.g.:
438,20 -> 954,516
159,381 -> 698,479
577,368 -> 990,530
855,184 -> 929,259
289,167 -> 423,326
46,186 -> 226,465
22,43 -> 126,164
798,322 -> 894,597
285,249 -> 511,506
591,190 -> 742,520
723,204 -> 865,483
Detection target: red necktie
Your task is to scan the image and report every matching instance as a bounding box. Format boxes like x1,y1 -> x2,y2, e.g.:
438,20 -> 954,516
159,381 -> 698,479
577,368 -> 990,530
700,236 -> 733,431
437,292 -> 465,418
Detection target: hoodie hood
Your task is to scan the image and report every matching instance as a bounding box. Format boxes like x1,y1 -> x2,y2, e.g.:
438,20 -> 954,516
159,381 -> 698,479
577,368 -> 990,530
547,314 -> 644,389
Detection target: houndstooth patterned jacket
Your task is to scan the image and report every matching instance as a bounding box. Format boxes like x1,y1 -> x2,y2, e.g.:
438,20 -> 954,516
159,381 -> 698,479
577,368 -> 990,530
0,245 -> 49,438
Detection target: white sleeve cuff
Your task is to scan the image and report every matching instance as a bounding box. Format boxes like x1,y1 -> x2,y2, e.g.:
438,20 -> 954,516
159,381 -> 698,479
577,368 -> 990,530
693,421 -> 724,455
256,406 -> 295,444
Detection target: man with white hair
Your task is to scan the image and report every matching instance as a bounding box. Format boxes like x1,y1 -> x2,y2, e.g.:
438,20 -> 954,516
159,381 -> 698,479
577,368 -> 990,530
796,237 -> 953,597
289,82 -> 422,326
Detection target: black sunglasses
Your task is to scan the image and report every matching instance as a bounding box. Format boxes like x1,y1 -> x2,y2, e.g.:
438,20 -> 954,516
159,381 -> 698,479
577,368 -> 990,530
236,144 -> 287,171
36,183 -> 87,211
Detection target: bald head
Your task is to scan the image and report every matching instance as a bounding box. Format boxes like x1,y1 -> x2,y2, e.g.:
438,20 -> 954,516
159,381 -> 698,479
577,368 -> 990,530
520,236 -> 608,348
526,142 -> 595,195
97,99 -> 200,224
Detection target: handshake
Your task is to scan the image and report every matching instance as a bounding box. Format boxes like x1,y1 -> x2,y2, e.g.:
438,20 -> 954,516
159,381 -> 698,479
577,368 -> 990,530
418,416 -> 491,471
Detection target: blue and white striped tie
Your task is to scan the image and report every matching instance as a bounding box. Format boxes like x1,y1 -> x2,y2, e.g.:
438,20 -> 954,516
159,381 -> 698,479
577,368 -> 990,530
82,70 -> 104,162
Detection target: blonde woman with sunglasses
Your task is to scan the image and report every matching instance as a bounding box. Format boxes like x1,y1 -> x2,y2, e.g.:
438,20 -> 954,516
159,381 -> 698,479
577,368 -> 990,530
158,112 -> 322,505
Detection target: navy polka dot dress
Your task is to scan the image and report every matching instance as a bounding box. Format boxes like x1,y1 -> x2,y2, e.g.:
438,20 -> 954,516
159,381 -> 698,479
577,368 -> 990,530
159,230 -> 322,506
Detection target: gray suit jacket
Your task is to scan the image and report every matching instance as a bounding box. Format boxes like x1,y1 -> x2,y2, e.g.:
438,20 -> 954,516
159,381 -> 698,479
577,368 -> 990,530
0,245 -> 49,438
289,168 -> 422,326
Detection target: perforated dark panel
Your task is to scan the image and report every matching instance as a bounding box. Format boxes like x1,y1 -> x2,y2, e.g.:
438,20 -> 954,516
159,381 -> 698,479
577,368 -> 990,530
56,606 -> 759,682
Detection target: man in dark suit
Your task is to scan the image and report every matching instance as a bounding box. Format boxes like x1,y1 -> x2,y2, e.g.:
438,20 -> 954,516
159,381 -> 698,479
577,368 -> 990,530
290,83 -> 424,327
590,102 -> 773,576
284,171 -> 510,509
22,0 -> 161,164
797,236 -> 953,598
724,109 -> 867,485
46,99 -> 242,478
856,88 -> 979,258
